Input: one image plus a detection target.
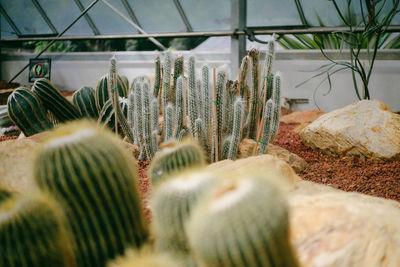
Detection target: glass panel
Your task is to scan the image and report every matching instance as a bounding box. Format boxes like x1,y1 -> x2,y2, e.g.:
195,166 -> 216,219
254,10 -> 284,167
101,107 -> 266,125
127,0 -> 186,33
37,0 -> 93,35
247,0 -> 302,27
80,0 -> 138,34
1,15 -> 18,37
1,0 -> 52,35
179,0 -> 231,31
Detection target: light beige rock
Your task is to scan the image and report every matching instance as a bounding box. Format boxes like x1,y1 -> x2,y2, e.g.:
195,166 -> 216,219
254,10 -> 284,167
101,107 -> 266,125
237,138 -> 307,173
281,110 -> 325,124
289,183 -> 400,267
0,139 -> 37,193
300,99 -> 400,159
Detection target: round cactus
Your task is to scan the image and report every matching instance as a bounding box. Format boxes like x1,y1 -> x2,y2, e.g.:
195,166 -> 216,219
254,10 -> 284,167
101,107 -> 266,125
7,86 -> 53,136
149,140 -> 206,186
33,121 -> 148,267
72,86 -> 98,118
0,193 -> 76,267
0,187 -> 12,203
95,74 -> 129,111
187,175 -> 299,267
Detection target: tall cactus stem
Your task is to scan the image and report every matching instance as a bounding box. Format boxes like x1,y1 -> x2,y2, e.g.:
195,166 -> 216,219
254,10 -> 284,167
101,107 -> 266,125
165,103 -> 174,142
188,56 -> 197,137
228,97 -> 244,160
162,52 -> 172,115
246,48 -> 260,139
259,99 -> 273,154
142,81 -> 154,160
154,55 -> 162,97
175,76 -> 184,137
269,73 -> 281,143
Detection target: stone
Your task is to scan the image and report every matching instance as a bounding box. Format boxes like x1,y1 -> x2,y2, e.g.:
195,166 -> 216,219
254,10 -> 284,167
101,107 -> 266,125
289,181 -> 400,267
300,99 -> 400,159
237,138 -> 307,173
280,109 -> 325,124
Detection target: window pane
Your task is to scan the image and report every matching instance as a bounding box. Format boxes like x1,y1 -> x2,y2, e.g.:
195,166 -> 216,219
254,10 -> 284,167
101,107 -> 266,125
1,0 -> 52,35
80,0 -> 138,34
179,0 -> 231,31
127,0 -> 186,33
1,15 -> 18,37
37,0 -> 93,35
247,0 -> 302,27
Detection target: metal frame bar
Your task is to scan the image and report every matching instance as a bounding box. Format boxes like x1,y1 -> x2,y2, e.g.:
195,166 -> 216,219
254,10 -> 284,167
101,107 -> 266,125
230,0 -> 247,77
31,0 -> 58,34
73,0 -> 100,35
0,3 -> 22,36
294,0 -> 308,26
173,0 -> 192,32
120,0 -> 141,28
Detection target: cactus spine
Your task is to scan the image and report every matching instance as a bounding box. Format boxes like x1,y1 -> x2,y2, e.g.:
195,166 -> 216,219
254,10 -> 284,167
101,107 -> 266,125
7,87 -> 53,136
221,135 -> 231,160
269,73 -> 281,142
228,97 -> 244,160
162,52 -> 172,115
0,194 -> 76,267
215,70 -> 226,154
154,55 -> 162,97
187,56 -> 197,137
32,78 -> 81,122
239,55 -> 250,98
260,39 -> 275,101
175,76 -> 184,137
165,102 -> 174,142
246,48 -> 260,139
73,86 -> 98,118
134,82 -> 143,145
259,99 -> 273,154
33,121 -> 148,267
172,55 -> 184,103
151,98 -> 160,135
187,175 -> 300,267
201,65 -> 210,138
142,81 -> 154,160
149,140 -> 206,186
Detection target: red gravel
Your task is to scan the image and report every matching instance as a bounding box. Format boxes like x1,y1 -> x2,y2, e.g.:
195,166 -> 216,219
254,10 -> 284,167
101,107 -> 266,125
0,135 -> 18,142
273,123 -> 400,202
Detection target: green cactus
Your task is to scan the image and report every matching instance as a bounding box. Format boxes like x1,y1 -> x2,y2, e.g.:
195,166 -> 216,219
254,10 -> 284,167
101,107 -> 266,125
121,75 -> 129,89
0,187 -> 12,202
188,56 -> 198,137
151,171 -> 216,258
127,89 -> 135,130
246,48 -> 260,139
152,130 -> 159,153
228,97 -> 244,160
165,102 -> 174,142
224,80 -> 238,135
0,106 -> 12,128
215,70 -> 226,154
259,99 -> 273,154
149,140 -> 206,186
260,39 -> 275,101
98,97 -> 129,132
95,74 -> 128,112
171,55 -> 184,103
239,55 -> 250,98
0,193 -> 77,267
175,76 -> 184,137
32,78 -> 81,122
142,81 -> 154,160
201,65 -> 211,141
7,86 -> 53,136
73,86 -> 98,118
33,121 -> 149,267
134,82 -> 143,144
162,52 -> 172,115
154,55 -> 162,97
176,128 -> 187,141
221,135 -> 231,160
151,98 -> 160,135
269,73 -> 281,143
187,175 -> 300,267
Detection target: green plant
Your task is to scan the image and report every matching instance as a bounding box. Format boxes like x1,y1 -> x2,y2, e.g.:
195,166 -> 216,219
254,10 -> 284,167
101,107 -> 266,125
228,97 -> 244,160
7,86 -> 53,136
95,73 -> 128,111
259,99 -> 273,154
269,73 -> 281,142
165,102 -> 174,142
215,70 -> 226,153
188,56 -> 198,137
32,78 -> 81,122
175,76 -> 185,138
187,175 -> 300,267
162,51 -> 172,115
201,65 -> 211,141
72,86 -> 98,118
0,187 -> 12,202
0,193 -> 76,267
246,48 -> 260,139
149,140 -> 206,186
154,55 -> 162,97
33,121 -> 149,267
172,55 -> 184,103
142,81 -> 154,160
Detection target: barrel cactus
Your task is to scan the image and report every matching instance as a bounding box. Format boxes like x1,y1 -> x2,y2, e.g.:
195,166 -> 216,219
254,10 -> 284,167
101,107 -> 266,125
95,74 -> 128,111
33,121 -> 148,267
187,175 -> 299,267
72,86 -> 98,118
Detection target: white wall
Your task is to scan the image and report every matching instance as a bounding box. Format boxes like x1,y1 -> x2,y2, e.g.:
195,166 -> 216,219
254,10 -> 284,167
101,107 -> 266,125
2,50 -> 400,112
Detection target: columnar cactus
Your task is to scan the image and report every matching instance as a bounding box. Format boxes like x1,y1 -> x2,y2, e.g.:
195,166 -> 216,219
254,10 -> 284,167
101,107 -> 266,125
154,55 -> 162,97
32,78 -> 81,122
162,51 -> 172,115
175,76 -> 184,137
259,99 -> 273,154
142,81 -> 154,160
269,73 -> 281,142
33,121 -> 149,267
177,128 -> 187,141
134,82 -> 143,144
151,171 -> 216,258
149,140 -> 206,186
7,87 -> 53,136
0,193 -> 76,267
260,39 -> 275,101
172,55 -> 184,103
73,86 -> 98,118
151,98 -> 160,135
246,48 -> 260,139
224,80 -> 237,135
128,89 -> 135,130
187,56 -> 197,136
221,135 -> 231,160
215,70 -> 226,154
239,55 -> 250,98
165,102 -> 174,142
228,97 -> 244,160
201,65 -> 210,137
187,175 -> 300,267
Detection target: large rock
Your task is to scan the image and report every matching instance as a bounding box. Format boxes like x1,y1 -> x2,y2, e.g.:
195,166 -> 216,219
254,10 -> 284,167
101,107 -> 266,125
289,181 -> 400,267
300,99 -> 400,159
280,110 -> 325,124
238,138 -> 307,173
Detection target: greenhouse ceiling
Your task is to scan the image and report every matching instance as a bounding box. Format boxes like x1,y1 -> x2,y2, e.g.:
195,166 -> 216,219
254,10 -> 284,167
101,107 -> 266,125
1,0 -> 400,43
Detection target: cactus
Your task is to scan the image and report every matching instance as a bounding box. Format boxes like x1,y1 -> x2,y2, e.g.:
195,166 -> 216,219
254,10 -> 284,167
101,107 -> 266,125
259,99 -> 273,154
177,128 -> 187,141
162,51 -> 172,114
95,74 -> 128,111
73,86 -> 98,118
7,86 -> 53,136
128,89 -> 135,130
260,39 -> 275,101
152,130 -> 159,153
239,55 -> 250,99
224,80 -> 238,135
151,171 -> 216,258
0,106 -> 12,128
175,76 -> 184,137
171,55 -> 184,103
164,102 -> 174,142
134,82 -> 143,144
149,140 -> 206,186
33,121 -> 149,267
32,78 -> 81,122
201,65 -> 211,141
154,55 -> 162,97
0,187 -> 12,202
228,97 -> 244,160
151,98 -> 160,135
268,73 -> 281,143
221,135 -> 231,160
215,70 -> 226,154
0,193 -> 76,267
187,175 -> 300,267
142,81 -> 154,160
98,97 -> 129,132
121,75 -> 129,89
187,56 -> 197,137
246,48 -> 260,139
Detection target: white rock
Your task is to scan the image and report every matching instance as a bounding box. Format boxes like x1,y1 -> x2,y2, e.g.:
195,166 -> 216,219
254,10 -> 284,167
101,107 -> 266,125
300,99 -> 400,159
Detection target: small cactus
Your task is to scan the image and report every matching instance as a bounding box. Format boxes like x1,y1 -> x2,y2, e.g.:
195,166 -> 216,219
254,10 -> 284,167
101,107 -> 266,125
164,102 -> 174,142
215,70 -> 226,154
187,56 -> 198,137
239,55 -> 250,98
175,76 -> 185,137
246,48 -> 260,139
162,52 -> 172,115
221,135 -> 231,160
154,55 -> 162,97
269,73 -> 281,142
95,74 -> 128,111
33,121 -> 149,267
201,65 -> 211,142
259,99 -> 273,154
142,81 -> 154,160
171,55 -> 184,103
151,98 -> 160,135
73,86 -> 98,118
187,175 -> 300,267
228,97 -> 244,160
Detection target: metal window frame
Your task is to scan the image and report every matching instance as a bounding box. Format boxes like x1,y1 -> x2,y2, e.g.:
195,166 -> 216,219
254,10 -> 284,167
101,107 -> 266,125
73,0 -> 100,35
120,0 -> 142,28
0,3 -> 22,36
31,0 -> 58,34
294,0 -> 308,26
173,0 -> 193,32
